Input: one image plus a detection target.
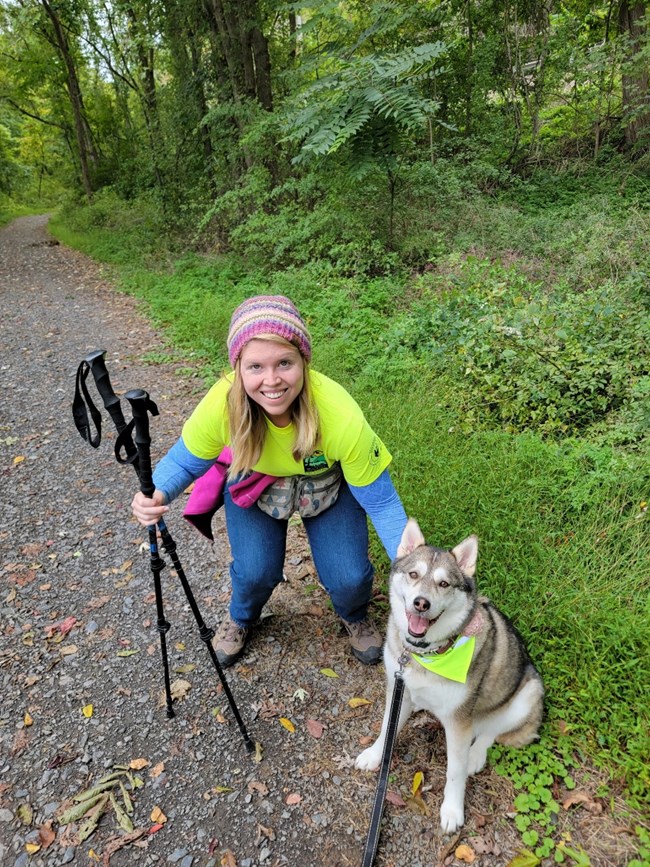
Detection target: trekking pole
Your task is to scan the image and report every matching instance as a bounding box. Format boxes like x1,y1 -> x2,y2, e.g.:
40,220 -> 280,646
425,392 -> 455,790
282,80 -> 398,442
74,351 -> 255,751
124,388 -> 255,753
82,351 -> 175,719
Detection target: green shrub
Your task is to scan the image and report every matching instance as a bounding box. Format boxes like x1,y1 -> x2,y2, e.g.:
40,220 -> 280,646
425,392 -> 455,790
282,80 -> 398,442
388,257 -> 649,440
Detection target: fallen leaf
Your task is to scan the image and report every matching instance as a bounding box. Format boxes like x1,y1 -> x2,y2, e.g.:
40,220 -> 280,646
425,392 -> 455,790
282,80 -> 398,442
305,719 -> 324,739
455,844 -> 476,863
88,849 -> 100,861
60,644 -> 78,656
562,790 -> 603,814
248,781 -> 269,796
13,455 -> 26,464
411,770 -> 424,796
359,735 -> 374,745
221,851 -> 237,867
285,793 -> 302,805
24,842 -> 40,854
174,664 -> 196,674
506,850 -> 541,867
24,712 -> 33,727
45,616 -> 78,638
170,679 -> 191,701
82,705 -> 93,718
253,741 -> 263,763
256,823 -> 276,842
385,791 -> 406,807
292,688 -> 309,702
319,668 -> 338,678
130,758 -> 150,770
11,729 -> 29,756
148,823 -> 165,834
17,803 -> 33,825
38,824 -> 56,848
150,806 -> 167,824
349,697 -> 371,708
279,717 -> 295,733
150,762 -> 165,778
405,793 -> 430,816
86,595 -> 111,611
5,588 -> 16,603
99,828 -> 148,865
116,649 -> 139,657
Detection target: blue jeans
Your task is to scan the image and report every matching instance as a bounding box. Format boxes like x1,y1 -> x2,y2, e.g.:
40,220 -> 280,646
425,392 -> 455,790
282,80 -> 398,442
223,478 -> 374,627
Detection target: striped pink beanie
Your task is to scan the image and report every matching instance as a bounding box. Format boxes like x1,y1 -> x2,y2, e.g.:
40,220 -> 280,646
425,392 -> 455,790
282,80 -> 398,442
227,295 -> 312,366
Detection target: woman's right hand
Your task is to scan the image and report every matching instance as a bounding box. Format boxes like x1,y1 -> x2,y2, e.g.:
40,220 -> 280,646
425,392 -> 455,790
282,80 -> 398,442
131,489 -> 169,527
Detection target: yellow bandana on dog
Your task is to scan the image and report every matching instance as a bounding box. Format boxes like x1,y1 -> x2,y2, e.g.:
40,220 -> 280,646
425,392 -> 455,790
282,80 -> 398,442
412,635 -> 476,683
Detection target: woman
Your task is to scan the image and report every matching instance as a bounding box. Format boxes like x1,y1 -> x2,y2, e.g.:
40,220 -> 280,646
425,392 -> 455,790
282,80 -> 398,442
132,295 -> 408,667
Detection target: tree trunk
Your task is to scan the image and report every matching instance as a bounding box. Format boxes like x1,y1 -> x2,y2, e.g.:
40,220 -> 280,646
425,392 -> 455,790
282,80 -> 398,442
40,0 -> 96,199
618,0 -> 649,150
208,0 -> 273,110
123,4 -> 166,192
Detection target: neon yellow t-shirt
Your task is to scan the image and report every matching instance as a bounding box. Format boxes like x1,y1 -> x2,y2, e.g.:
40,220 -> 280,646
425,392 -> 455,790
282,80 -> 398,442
181,370 -> 391,487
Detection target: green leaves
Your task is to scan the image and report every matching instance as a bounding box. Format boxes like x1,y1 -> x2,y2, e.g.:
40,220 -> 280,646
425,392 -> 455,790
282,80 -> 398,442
284,43 -> 446,166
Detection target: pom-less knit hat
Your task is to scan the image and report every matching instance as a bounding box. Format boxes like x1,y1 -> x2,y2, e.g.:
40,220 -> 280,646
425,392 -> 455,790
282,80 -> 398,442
227,295 -> 312,367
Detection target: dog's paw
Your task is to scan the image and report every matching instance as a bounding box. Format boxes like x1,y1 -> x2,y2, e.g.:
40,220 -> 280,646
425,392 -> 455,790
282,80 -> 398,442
440,799 -> 464,834
355,746 -> 382,771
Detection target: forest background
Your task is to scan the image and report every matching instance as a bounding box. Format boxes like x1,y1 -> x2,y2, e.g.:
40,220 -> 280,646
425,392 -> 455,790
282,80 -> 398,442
1,1 -> 649,864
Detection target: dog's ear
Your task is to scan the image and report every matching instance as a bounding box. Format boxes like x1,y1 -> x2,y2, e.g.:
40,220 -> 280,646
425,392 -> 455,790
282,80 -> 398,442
451,535 -> 478,577
397,519 -> 426,557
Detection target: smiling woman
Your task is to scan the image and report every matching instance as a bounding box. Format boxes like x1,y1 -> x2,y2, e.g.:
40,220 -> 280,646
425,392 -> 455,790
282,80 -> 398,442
239,340 -> 305,428
131,295 -> 408,669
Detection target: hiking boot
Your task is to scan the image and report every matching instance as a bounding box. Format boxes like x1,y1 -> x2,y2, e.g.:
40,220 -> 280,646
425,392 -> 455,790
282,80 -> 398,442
341,618 -> 383,664
213,616 -> 250,667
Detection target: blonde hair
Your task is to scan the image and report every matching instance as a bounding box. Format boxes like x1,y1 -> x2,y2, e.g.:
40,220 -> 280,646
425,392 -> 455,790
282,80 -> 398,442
227,335 -> 319,478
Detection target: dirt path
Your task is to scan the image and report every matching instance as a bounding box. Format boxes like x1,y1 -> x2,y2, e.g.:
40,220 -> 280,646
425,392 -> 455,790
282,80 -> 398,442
0,216 -> 639,867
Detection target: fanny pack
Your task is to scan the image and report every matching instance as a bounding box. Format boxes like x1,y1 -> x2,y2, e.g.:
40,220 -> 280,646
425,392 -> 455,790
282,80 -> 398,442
257,462 -> 342,520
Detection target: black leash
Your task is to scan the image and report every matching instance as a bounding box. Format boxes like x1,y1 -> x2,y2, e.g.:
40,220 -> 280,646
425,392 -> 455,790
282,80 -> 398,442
361,654 -> 409,867
72,350 -> 255,754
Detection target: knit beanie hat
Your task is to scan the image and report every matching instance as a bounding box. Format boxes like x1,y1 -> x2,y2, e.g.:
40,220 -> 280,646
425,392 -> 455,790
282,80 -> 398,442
227,295 -> 312,367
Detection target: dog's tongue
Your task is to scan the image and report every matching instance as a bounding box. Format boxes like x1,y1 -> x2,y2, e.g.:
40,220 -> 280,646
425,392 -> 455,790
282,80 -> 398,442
407,612 -> 430,637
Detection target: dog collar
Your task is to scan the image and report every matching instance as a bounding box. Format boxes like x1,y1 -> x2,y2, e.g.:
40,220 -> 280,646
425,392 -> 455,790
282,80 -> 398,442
410,635 -> 476,683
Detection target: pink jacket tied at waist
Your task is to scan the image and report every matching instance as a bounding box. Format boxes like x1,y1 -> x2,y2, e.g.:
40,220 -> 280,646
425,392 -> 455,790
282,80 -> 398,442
183,447 -> 277,540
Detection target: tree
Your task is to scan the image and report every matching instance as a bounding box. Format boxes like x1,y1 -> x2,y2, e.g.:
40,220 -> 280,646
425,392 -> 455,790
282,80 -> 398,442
618,0 -> 649,149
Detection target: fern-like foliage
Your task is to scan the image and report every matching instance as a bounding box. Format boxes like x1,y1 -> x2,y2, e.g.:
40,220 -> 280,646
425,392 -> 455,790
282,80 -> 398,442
284,42 -> 446,165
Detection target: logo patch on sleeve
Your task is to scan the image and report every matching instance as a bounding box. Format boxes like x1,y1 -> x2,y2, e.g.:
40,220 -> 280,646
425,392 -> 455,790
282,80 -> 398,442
368,436 -> 382,466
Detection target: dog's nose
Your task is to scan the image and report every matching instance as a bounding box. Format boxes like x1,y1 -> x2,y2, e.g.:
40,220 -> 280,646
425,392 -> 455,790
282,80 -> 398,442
414,596 -> 430,612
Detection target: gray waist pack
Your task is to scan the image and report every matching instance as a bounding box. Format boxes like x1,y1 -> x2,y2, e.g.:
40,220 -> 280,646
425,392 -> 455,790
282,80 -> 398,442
257,462 -> 342,519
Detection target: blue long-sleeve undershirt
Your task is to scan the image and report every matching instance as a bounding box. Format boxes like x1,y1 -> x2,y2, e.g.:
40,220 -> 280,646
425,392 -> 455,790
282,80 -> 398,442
153,437 -> 407,560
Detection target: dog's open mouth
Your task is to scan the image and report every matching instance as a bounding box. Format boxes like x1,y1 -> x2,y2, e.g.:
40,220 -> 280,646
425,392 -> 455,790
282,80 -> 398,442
407,610 -> 439,638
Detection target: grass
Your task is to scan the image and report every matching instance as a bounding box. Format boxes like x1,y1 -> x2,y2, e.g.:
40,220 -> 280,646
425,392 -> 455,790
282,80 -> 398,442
46,166 -> 649,842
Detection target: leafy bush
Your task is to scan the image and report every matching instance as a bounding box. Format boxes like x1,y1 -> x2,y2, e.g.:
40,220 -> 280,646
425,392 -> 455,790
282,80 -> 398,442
389,257 -> 649,440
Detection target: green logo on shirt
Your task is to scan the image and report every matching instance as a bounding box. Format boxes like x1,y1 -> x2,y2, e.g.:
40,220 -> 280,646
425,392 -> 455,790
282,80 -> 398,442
303,451 -> 329,473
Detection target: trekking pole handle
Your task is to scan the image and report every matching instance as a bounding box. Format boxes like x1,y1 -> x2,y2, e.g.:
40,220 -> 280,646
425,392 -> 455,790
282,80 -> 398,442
85,350 -> 128,431
124,389 -> 157,498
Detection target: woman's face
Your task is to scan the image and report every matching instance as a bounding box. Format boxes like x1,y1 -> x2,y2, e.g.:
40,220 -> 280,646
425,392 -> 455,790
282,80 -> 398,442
239,339 -> 304,427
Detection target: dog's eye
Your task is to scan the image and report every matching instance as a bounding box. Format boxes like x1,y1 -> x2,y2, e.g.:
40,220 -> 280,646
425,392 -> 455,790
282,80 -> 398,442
409,571 -> 419,580
439,580 -> 449,588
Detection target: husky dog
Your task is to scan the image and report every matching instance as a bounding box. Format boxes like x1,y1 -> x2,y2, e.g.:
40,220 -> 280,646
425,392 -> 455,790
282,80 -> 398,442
356,520 -> 544,833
